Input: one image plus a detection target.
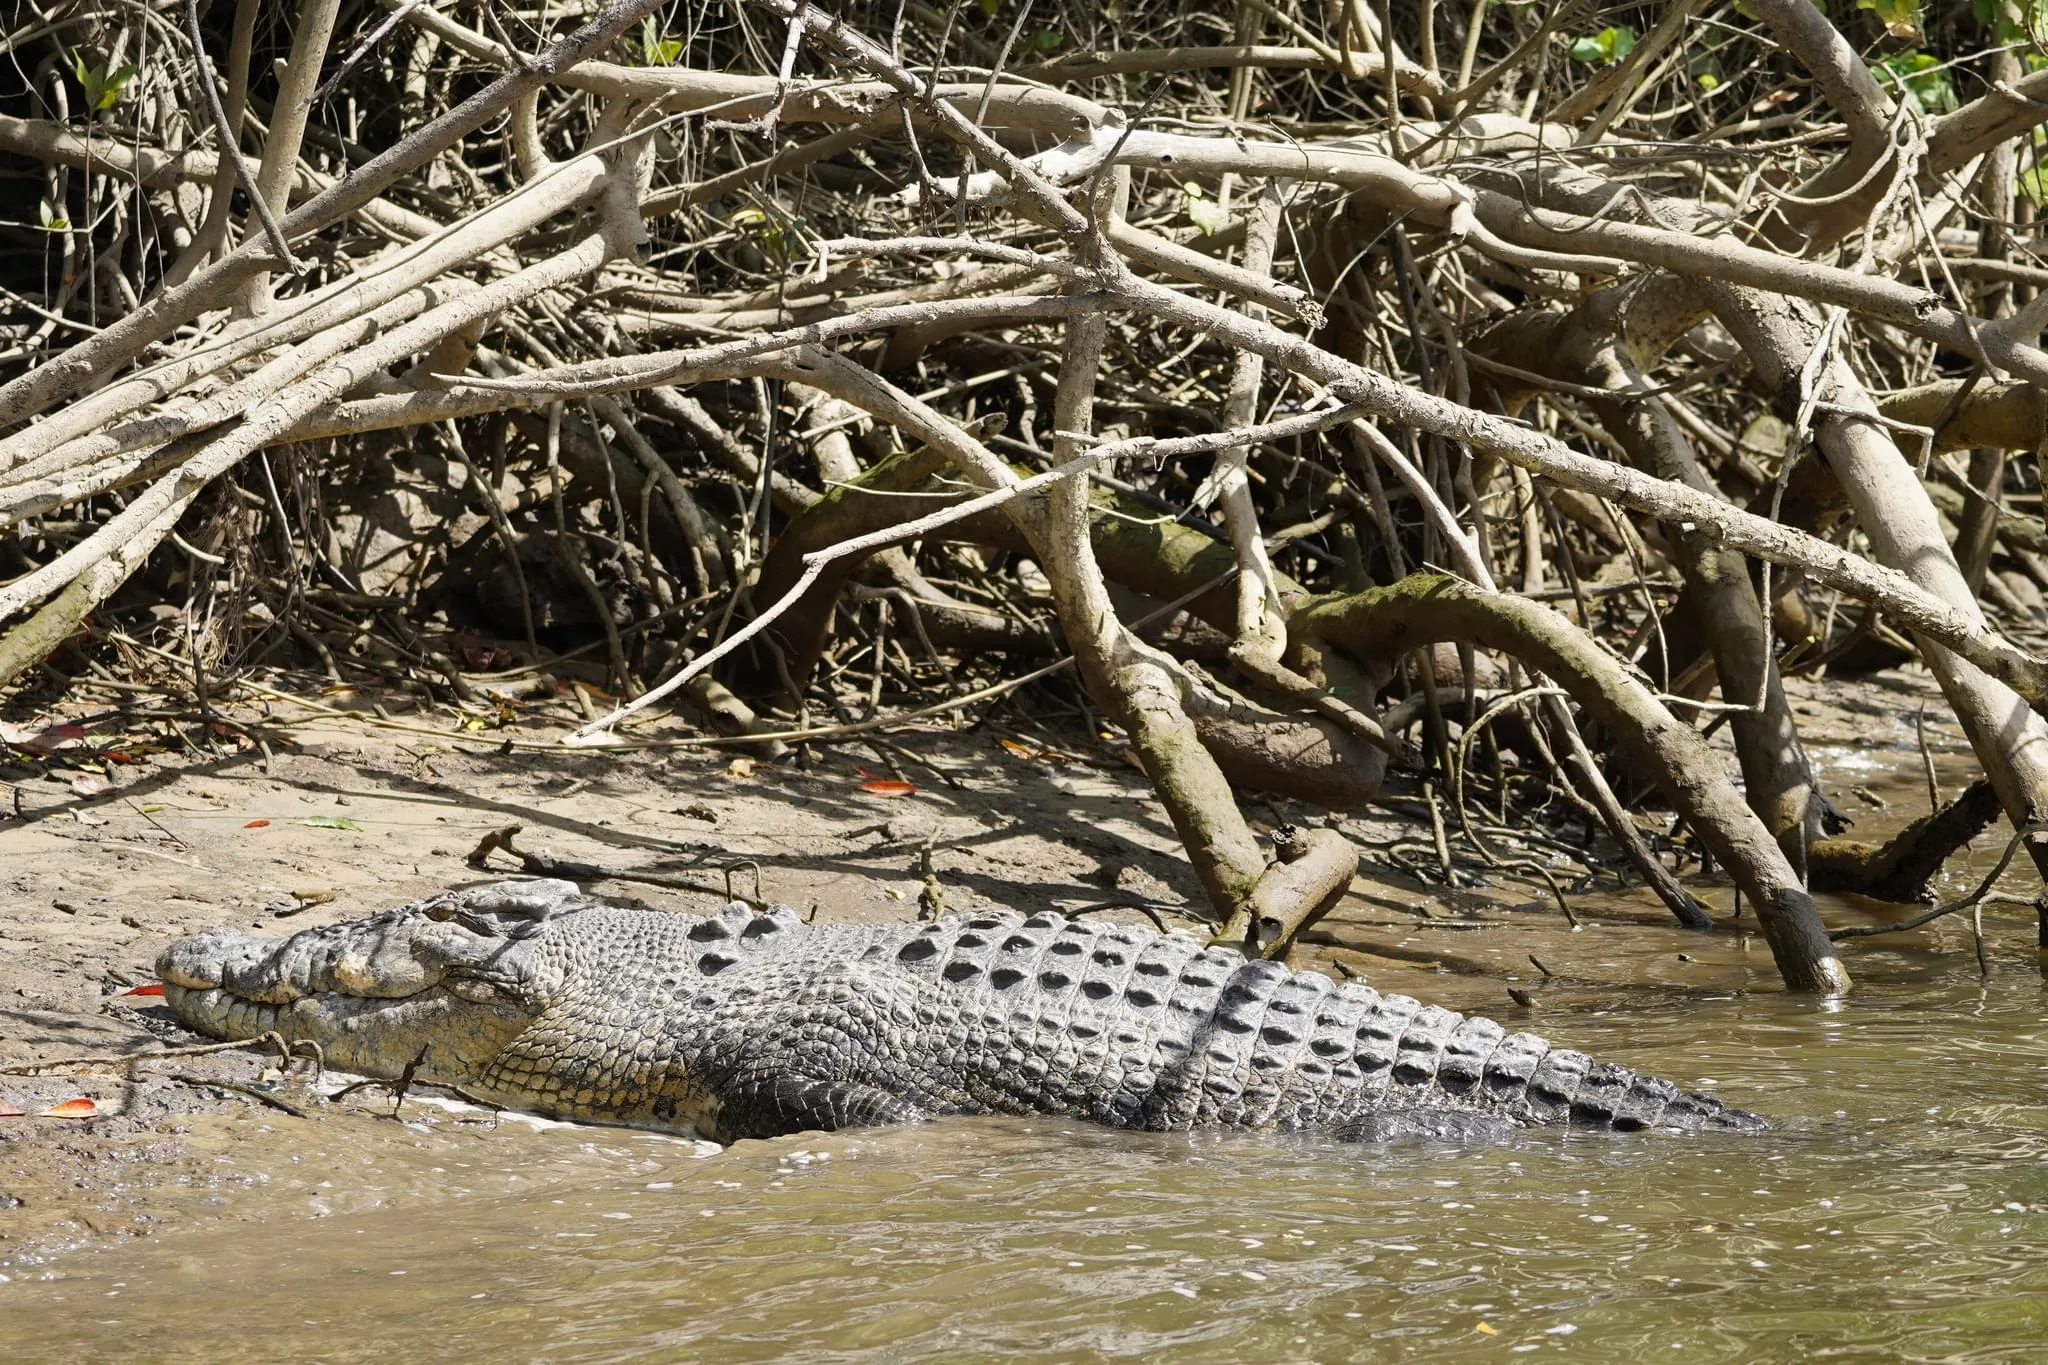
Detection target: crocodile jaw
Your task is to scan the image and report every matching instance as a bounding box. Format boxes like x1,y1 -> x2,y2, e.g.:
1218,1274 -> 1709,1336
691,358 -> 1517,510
155,904 -> 554,1085
161,979 -> 532,1083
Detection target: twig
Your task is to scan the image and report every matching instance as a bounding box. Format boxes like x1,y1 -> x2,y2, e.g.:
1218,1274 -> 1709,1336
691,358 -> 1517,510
163,1072 -> 309,1118
184,0 -> 307,276
567,401 -> 1379,742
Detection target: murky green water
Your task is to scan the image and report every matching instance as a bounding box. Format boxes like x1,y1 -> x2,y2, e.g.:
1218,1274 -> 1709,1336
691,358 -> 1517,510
5,955 -> 2046,1363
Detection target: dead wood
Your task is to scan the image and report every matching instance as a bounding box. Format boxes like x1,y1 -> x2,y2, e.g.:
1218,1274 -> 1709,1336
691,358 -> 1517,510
1810,780 -> 2005,906
8,0 -> 2048,990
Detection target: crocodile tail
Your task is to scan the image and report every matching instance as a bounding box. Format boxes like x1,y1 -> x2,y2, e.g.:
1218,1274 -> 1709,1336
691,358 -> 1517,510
1316,983 -> 1766,1135
1480,1040 -> 1767,1134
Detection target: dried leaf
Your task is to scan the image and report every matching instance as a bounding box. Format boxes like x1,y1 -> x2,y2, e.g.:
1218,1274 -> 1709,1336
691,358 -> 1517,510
38,1097 -> 99,1119
244,818 -> 271,828
997,737 -> 1067,764
0,1102 -> 23,1117
67,771 -> 112,797
859,779 -> 917,797
118,982 -> 166,997
1475,1322 -> 1499,1336
0,721 -> 86,755
724,757 -> 757,779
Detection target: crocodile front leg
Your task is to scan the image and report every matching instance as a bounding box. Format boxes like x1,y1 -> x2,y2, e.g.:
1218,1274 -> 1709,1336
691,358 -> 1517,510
710,1077 -> 925,1140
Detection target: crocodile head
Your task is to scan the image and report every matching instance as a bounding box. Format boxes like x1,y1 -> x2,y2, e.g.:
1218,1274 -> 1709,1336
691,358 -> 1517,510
157,880 -> 590,1083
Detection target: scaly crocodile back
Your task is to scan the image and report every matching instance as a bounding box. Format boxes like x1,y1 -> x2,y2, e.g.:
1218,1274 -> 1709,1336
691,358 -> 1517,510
624,898 -> 1762,1135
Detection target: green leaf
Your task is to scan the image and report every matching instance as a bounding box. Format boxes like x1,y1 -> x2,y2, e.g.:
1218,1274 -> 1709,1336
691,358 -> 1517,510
72,54 -> 137,111
1971,0 -> 2045,45
1569,26 -> 1636,66
95,62 -> 135,110
636,17 -> 683,65
299,815 -> 363,831
1177,181 -> 1227,234
1876,51 -> 1956,114
2021,167 -> 2048,207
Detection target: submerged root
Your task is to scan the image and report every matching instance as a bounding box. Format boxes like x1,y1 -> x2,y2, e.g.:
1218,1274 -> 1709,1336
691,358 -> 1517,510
1810,779 -> 2003,904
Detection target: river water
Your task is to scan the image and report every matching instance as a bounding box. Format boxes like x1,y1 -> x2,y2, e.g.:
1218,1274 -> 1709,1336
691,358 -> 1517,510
4,941 -> 2045,1362
6,727 -> 2046,1361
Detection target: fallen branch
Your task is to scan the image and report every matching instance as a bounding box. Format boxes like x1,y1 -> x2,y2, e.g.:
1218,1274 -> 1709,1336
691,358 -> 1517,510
1293,573 -> 1850,994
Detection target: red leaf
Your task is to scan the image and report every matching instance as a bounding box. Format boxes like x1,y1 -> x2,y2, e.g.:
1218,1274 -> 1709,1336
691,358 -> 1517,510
0,1102 -> 23,1117
37,1097 -> 98,1119
859,779 -> 917,797
119,982 -> 165,997
243,818 -> 271,828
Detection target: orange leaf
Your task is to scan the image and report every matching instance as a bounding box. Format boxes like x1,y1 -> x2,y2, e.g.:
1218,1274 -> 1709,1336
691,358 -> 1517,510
243,818 -> 270,828
998,738 -> 1035,757
859,779 -> 917,797
37,1097 -> 98,1119
119,982 -> 165,997
0,1102 -> 23,1117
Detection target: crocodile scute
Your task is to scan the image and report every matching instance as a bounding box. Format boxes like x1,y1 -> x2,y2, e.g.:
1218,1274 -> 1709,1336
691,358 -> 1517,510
156,879 -> 1766,1142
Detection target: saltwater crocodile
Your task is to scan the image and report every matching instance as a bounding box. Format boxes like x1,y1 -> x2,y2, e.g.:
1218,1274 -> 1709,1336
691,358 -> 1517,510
157,879 -> 1764,1141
